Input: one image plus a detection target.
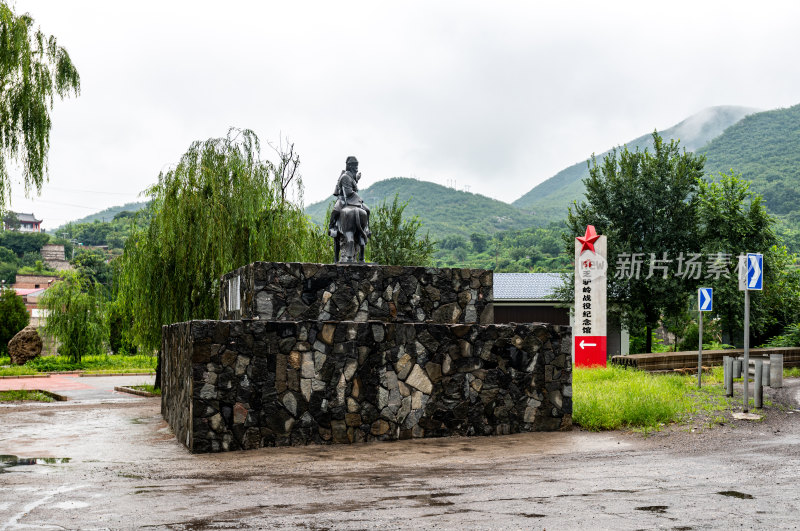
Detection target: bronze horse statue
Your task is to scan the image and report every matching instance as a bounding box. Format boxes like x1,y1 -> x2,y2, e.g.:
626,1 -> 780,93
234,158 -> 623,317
333,204 -> 369,263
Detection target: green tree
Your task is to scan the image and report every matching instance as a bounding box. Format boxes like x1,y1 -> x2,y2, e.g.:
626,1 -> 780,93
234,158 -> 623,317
0,244 -> 15,263
567,132 -> 705,353
71,248 -> 112,288
0,231 -> 49,255
698,171 -> 800,345
118,129 -> 328,350
0,3 -> 80,210
39,270 -> 106,362
0,261 -> 15,283
366,194 -> 436,266
2,211 -> 19,229
0,288 -> 28,353
106,297 -> 136,355
470,233 -> 488,253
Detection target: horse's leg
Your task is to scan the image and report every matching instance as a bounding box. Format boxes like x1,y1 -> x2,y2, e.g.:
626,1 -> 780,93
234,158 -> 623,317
334,237 -> 340,263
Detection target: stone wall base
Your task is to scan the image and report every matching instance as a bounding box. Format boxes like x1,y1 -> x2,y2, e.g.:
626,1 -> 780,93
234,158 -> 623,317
162,320 -> 572,453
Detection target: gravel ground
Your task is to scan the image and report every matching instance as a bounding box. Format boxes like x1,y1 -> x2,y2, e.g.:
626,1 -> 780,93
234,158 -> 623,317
0,379 -> 798,530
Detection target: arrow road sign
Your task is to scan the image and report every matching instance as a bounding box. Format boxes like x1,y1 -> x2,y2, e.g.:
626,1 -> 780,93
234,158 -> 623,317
574,336 -> 607,368
699,287 -> 713,312
747,253 -> 763,290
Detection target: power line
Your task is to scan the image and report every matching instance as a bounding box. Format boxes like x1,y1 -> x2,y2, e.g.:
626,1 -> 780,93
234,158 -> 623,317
46,186 -> 143,197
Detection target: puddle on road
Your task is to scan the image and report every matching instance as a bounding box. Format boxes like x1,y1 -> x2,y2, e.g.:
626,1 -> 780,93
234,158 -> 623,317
717,490 -> 754,499
51,500 -> 89,509
0,454 -> 71,473
636,505 -> 669,513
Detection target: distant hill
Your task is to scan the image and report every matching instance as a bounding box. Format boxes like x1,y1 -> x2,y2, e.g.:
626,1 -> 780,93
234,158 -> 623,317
699,103 -> 800,217
304,177 -> 541,240
51,201 -> 149,232
512,105 -> 758,222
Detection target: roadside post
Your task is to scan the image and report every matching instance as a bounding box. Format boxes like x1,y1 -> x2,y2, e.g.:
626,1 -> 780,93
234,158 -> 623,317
739,253 -> 763,412
698,287 -> 713,388
573,225 -> 608,367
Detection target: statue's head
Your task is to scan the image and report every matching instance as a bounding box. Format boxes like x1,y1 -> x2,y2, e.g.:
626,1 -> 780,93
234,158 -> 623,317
346,156 -> 358,172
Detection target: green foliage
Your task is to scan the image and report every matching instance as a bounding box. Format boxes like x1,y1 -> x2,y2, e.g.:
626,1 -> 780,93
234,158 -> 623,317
567,132 -> 705,353
697,172 -> 800,345
106,297 -> 136,355
0,2 -> 80,209
433,222 -> 571,272
118,129 -> 328,350
677,318 -> 722,351
0,353 -> 156,374
55,208 -> 150,250
760,323 -> 800,348
700,103 -> 800,217
0,231 -> 50,255
366,194 -> 435,266
40,270 -> 107,362
0,261 -> 15,283
0,288 -> 28,354
71,248 -> 112,288
0,244 -> 15,263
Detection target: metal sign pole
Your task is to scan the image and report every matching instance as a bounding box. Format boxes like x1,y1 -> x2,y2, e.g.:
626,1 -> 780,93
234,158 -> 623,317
698,309 -> 703,389
743,288 -> 750,413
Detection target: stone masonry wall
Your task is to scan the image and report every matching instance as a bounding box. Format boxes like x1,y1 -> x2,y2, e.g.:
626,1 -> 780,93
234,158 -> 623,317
219,262 -> 493,325
161,322 -> 194,449
162,320 -> 571,453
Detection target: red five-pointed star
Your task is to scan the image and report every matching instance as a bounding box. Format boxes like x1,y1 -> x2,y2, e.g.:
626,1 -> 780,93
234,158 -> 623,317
576,225 -> 600,254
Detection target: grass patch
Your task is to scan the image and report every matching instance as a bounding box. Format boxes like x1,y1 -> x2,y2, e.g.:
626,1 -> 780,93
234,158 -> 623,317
129,384 -> 161,395
0,354 -> 156,376
785,367 -> 800,378
0,390 -> 55,402
573,366 -> 736,432
0,364 -> 41,376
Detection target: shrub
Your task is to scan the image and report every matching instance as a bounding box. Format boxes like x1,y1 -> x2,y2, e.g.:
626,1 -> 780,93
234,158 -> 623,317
0,289 -> 29,354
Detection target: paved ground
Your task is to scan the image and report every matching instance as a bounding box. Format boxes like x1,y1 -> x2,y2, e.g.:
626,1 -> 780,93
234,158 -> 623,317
1,375 -> 799,530
0,374 -> 156,402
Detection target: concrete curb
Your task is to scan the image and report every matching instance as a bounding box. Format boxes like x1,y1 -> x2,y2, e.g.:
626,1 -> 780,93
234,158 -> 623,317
114,386 -> 159,398
82,372 -> 155,377
0,374 -> 49,379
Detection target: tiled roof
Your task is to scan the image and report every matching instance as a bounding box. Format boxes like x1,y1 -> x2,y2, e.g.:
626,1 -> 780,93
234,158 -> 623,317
11,212 -> 41,223
493,272 -> 566,301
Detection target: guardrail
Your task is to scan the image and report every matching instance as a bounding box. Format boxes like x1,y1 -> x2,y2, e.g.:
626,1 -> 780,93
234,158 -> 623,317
611,347 -> 800,372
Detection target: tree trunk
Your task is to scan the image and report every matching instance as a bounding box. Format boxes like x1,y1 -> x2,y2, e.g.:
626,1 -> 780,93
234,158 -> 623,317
645,324 -> 653,354
154,349 -> 162,390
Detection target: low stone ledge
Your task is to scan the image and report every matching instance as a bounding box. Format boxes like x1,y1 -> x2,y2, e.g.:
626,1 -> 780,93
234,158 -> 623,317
219,262 -> 493,324
162,319 -> 571,453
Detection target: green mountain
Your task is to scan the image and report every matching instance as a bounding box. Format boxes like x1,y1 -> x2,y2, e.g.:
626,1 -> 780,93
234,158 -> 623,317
512,105 -> 758,222
699,103 -> 800,217
304,177 -> 540,240
50,201 -> 149,233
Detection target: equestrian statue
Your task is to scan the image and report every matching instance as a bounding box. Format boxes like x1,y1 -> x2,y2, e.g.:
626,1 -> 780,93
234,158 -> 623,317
328,156 -> 371,263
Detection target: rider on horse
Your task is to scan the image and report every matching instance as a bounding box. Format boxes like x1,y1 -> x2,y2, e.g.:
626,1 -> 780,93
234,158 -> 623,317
329,156 -> 370,238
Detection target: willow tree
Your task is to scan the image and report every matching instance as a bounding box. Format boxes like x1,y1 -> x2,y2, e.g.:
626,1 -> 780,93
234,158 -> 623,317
118,129 -> 328,350
40,270 -> 107,362
0,3 -> 80,209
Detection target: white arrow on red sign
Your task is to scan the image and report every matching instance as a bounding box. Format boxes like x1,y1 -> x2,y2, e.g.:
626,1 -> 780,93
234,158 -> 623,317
579,340 -> 597,349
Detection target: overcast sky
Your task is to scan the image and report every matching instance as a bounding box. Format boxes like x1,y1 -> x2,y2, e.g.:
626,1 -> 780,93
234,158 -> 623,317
7,0 -> 800,229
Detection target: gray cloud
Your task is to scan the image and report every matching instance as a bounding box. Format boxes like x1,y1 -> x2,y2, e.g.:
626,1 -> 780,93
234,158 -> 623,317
9,0 -> 800,227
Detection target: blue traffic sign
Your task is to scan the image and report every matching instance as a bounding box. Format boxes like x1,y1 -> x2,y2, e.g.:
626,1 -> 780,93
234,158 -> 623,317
747,253 -> 763,291
699,287 -> 713,312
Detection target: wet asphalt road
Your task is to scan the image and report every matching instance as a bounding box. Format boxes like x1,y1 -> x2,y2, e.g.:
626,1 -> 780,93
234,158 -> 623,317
1,379 -> 799,530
